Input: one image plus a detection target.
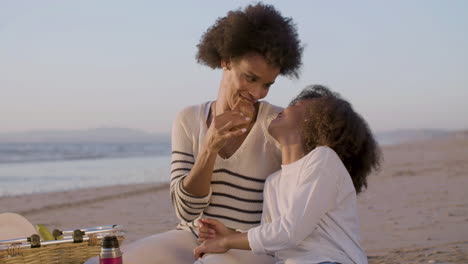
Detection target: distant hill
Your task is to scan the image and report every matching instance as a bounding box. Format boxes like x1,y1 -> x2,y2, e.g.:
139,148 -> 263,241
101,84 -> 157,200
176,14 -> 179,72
452,130 -> 468,139
0,127 -> 170,143
375,129 -> 451,145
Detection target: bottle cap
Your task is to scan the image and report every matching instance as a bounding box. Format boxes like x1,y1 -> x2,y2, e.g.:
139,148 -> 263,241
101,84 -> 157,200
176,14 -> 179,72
102,235 -> 120,248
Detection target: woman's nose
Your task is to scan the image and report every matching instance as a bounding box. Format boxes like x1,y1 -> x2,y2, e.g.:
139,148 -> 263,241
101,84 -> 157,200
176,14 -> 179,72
249,85 -> 268,101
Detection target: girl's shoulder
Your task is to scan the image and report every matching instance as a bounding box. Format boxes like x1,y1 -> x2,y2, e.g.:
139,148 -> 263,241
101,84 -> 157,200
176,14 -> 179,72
295,146 -> 344,178
306,146 -> 342,166
303,146 -> 349,183
264,169 -> 282,192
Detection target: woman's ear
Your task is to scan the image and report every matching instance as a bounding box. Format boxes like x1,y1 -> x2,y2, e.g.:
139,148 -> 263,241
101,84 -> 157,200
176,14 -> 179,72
221,59 -> 231,70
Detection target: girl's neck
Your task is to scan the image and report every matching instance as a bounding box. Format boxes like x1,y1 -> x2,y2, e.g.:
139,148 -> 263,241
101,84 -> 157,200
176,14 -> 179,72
279,136 -> 306,165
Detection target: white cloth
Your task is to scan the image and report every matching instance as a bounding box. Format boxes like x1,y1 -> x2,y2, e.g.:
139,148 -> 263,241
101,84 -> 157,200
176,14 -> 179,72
248,146 -> 368,264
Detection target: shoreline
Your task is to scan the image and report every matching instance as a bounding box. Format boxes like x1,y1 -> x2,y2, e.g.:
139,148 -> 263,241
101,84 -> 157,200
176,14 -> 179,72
0,183 -> 170,216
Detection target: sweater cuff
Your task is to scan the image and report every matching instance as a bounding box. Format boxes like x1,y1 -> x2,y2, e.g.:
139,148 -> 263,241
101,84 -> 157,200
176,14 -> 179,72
177,176 -> 212,204
247,226 -> 266,255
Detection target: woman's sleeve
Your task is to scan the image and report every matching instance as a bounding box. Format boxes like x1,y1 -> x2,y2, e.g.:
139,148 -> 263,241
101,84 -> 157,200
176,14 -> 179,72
247,149 -> 339,255
170,109 -> 212,223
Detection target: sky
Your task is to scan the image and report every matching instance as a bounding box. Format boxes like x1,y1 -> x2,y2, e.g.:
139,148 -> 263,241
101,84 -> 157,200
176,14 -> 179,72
1,0 -> 467,134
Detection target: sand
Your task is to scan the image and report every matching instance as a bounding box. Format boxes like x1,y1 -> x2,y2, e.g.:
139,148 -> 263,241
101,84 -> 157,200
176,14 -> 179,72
1,132 -> 467,263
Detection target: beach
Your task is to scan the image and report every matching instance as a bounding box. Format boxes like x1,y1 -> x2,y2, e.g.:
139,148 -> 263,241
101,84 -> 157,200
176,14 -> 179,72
1,133 -> 467,263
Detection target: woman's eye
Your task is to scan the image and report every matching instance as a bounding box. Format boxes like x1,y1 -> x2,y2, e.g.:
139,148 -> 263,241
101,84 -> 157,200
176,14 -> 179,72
245,75 -> 256,82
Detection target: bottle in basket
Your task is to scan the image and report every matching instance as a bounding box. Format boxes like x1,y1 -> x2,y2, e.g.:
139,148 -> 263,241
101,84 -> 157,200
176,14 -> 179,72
100,235 -> 123,264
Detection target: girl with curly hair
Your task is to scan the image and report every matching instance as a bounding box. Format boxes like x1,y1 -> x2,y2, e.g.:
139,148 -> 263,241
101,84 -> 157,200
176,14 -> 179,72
84,3 -> 303,264
193,85 -> 381,264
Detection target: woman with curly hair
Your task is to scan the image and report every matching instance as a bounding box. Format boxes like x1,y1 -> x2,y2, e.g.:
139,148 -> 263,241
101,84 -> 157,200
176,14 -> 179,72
85,3 -> 303,264
193,85 -> 381,264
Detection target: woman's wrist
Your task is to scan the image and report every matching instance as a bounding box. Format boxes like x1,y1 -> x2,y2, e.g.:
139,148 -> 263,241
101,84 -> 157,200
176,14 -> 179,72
202,143 -> 220,156
226,227 -> 238,236
220,236 -> 231,249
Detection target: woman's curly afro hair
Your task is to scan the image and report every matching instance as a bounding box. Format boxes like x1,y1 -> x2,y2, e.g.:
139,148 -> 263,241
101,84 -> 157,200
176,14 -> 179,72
291,85 -> 382,194
196,3 -> 303,78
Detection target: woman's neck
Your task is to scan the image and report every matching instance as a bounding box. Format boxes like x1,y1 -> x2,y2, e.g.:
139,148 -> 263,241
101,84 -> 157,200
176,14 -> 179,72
215,97 -> 230,114
216,79 -> 231,114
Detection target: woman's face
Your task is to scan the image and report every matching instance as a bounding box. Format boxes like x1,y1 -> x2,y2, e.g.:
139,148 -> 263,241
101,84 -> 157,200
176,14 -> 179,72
268,99 -> 314,141
222,53 -> 280,109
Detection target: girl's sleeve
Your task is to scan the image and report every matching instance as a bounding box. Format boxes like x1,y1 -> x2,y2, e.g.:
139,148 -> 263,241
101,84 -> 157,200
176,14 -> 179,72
248,148 -> 339,255
260,180 -> 272,225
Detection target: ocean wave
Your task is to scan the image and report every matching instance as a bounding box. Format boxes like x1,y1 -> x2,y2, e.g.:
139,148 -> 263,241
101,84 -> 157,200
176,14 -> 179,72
0,142 -> 171,164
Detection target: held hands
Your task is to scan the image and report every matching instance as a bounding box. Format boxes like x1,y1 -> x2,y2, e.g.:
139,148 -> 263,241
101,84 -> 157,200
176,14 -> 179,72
198,218 -> 236,242
193,236 -> 228,259
194,218 -> 237,259
204,101 -> 251,153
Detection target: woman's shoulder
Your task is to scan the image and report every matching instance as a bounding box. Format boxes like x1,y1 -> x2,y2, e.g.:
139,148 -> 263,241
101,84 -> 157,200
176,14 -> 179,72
176,102 -> 207,116
257,101 -> 283,129
174,102 -> 209,124
257,101 -> 282,149
259,101 -> 283,117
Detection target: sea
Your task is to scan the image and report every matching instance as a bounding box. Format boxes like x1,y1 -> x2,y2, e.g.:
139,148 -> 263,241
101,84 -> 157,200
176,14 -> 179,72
0,131 -> 441,197
0,143 -> 172,197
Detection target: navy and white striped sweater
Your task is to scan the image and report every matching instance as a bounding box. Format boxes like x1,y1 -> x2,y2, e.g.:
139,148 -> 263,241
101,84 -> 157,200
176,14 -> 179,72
170,101 -> 282,234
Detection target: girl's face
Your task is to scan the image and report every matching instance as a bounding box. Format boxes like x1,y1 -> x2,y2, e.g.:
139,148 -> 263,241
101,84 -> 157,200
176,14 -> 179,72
221,53 -> 280,110
268,99 -> 314,142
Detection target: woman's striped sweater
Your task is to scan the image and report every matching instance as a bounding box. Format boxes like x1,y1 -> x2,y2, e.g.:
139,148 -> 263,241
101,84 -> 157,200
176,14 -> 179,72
170,101 -> 282,234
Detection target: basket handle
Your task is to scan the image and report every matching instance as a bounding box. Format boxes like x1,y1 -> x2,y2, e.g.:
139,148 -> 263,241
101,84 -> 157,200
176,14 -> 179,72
27,234 -> 41,248
73,230 -> 85,243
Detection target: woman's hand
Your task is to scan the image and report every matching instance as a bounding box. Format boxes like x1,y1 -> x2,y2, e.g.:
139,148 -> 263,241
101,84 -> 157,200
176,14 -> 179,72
198,218 -> 237,242
204,102 -> 251,153
193,237 -> 228,259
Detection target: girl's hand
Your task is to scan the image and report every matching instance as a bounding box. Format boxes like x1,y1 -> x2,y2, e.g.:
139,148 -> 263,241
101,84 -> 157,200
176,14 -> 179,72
193,237 -> 228,259
198,218 -> 237,242
204,102 -> 251,153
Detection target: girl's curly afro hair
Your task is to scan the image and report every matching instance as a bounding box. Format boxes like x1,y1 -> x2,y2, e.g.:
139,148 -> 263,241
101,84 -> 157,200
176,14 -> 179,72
291,85 -> 382,194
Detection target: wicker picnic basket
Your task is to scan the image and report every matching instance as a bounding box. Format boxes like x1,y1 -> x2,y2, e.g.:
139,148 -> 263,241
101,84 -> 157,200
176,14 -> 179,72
0,225 -> 124,264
